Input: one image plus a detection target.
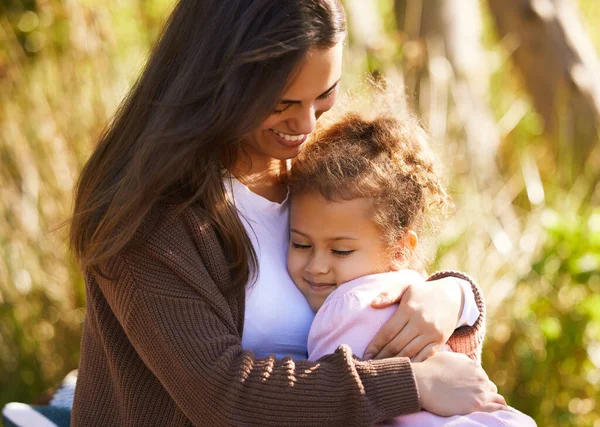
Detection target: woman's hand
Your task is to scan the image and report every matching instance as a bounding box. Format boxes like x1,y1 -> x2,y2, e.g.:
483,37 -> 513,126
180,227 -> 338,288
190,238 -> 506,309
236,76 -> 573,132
412,352 -> 507,416
364,272 -> 464,362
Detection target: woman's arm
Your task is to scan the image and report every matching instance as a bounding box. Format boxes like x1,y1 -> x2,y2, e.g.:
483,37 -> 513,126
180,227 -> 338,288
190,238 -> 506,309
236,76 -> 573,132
363,270 -> 485,362
428,271 -> 485,362
306,283 -> 504,417
91,210 -> 418,426
121,283 -> 417,426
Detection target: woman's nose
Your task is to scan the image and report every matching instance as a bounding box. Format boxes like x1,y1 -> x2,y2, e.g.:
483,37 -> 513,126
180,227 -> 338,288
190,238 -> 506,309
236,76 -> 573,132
288,105 -> 317,135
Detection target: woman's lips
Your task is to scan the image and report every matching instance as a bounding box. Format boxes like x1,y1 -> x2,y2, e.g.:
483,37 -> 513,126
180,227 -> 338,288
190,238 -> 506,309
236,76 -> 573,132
306,279 -> 336,293
269,129 -> 308,148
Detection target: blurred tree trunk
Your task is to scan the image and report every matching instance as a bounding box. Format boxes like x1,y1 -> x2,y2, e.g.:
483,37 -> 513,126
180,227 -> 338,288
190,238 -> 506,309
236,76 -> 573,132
394,0 -> 501,181
487,0 -> 600,167
343,0 -> 385,54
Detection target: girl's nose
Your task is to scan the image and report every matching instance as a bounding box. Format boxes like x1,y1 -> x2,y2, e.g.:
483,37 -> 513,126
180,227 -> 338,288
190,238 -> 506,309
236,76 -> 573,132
305,253 -> 329,275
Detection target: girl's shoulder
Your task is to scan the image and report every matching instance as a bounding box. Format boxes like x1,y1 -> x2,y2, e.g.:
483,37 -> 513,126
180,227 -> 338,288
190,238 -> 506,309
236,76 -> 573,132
325,271 -> 421,306
315,275 -> 400,332
308,276 -> 399,361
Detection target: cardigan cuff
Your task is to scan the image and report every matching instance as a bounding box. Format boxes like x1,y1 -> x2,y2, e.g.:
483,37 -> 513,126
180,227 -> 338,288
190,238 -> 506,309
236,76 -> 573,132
426,270 -> 486,362
362,357 -> 421,419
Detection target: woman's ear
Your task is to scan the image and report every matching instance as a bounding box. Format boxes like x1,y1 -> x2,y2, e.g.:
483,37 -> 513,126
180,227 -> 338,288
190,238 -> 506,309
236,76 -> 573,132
390,230 -> 418,270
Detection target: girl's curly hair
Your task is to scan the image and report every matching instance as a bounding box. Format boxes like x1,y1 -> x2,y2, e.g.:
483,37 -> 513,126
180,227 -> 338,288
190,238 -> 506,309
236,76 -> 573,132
289,91 -> 452,267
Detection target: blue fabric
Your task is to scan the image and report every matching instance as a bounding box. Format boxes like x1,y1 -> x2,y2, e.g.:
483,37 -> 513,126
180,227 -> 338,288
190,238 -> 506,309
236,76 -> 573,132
2,371 -> 75,427
2,403 -> 71,427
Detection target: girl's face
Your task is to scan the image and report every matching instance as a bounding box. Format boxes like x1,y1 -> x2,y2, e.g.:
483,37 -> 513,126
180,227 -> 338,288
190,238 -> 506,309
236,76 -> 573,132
242,42 -> 344,166
287,191 -> 406,312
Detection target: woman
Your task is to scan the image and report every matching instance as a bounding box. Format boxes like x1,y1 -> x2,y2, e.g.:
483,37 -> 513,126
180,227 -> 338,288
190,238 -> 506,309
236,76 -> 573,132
70,1 -> 503,425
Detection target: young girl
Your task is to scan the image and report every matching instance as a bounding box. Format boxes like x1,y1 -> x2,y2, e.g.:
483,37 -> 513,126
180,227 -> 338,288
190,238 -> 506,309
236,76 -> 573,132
287,109 -> 537,426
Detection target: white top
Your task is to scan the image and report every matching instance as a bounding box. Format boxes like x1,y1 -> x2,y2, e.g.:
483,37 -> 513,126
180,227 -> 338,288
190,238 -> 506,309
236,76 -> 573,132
225,177 -> 314,359
225,177 -> 479,360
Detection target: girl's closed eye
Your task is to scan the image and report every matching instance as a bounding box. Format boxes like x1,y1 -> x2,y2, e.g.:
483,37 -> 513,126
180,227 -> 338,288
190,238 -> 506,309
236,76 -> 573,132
292,242 -> 311,249
331,249 -> 354,256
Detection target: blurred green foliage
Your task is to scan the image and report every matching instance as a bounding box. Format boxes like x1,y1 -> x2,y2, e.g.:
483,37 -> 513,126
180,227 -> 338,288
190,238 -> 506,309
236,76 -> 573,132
1,1 -> 599,426
483,207 -> 600,427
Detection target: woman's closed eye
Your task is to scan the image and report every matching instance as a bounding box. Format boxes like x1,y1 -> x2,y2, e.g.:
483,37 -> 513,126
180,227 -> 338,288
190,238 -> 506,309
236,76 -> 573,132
317,86 -> 336,101
273,85 -> 337,115
273,104 -> 292,115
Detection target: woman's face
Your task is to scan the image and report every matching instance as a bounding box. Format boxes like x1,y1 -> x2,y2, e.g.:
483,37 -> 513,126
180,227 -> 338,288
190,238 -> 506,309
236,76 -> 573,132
243,41 -> 344,164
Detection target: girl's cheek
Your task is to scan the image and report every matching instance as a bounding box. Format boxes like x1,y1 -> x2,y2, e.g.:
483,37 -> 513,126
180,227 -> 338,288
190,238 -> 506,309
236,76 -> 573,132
289,251 -> 307,272
335,258 -> 353,282
342,256 -> 370,281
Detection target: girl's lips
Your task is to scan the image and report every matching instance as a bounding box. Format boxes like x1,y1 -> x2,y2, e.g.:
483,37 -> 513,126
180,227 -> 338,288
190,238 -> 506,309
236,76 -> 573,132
306,279 -> 336,293
269,129 -> 308,148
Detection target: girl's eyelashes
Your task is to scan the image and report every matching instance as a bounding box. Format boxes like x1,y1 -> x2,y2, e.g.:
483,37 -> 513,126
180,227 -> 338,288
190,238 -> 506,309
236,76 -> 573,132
331,249 -> 354,256
292,242 -> 311,249
291,241 -> 354,256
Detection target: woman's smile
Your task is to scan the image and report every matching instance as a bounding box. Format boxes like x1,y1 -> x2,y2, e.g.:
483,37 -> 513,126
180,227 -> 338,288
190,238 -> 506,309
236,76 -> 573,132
269,128 -> 308,148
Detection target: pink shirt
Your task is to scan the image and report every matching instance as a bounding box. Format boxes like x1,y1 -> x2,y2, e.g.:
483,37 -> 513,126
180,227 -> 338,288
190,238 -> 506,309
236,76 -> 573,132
307,273 -> 537,427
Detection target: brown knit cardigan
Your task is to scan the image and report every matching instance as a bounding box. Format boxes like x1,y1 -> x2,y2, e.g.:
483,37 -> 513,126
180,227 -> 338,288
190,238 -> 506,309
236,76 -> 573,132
71,205 -> 485,426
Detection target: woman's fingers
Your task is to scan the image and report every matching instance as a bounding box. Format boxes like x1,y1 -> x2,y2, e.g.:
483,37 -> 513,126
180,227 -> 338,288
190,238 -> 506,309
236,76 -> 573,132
489,391 -> 506,406
478,393 -> 508,413
364,311 -> 410,359
370,285 -> 408,307
394,332 -> 429,359
369,271 -> 422,307
478,402 -> 508,413
410,342 -> 438,363
370,291 -> 392,307
383,323 -> 421,359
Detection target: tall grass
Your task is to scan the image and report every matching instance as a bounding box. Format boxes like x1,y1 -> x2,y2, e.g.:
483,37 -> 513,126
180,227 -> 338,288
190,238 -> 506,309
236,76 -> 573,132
0,0 -> 170,407
0,1 -> 598,425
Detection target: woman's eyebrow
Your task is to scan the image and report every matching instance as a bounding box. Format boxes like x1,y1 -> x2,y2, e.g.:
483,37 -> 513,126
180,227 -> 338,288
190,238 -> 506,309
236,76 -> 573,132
278,79 -> 341,105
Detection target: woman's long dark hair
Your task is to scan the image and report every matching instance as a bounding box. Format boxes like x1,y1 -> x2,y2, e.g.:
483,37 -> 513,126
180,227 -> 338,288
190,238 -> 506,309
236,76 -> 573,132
70,0 -> 346,289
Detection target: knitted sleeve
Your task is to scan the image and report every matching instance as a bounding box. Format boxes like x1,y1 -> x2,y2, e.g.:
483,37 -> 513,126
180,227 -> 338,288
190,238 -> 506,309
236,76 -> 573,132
93,208 -> 421,426
427,271 -> 486,363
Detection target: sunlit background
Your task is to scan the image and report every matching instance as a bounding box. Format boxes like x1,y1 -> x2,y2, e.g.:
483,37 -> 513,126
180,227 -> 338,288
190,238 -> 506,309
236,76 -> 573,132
1,0 -> 599,426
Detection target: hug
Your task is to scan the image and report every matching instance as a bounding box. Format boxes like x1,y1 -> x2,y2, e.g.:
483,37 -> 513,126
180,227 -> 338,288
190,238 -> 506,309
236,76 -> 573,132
61,1 -> 537,425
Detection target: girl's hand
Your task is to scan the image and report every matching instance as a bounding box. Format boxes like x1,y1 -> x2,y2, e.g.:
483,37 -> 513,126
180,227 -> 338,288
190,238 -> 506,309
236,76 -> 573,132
412,352 -> 507,416
364,272 -> 463,361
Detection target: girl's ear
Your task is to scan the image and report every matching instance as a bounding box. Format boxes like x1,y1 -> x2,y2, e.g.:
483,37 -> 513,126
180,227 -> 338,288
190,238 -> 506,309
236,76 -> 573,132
401,230 -> 418,251
390,230 -> 418,270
